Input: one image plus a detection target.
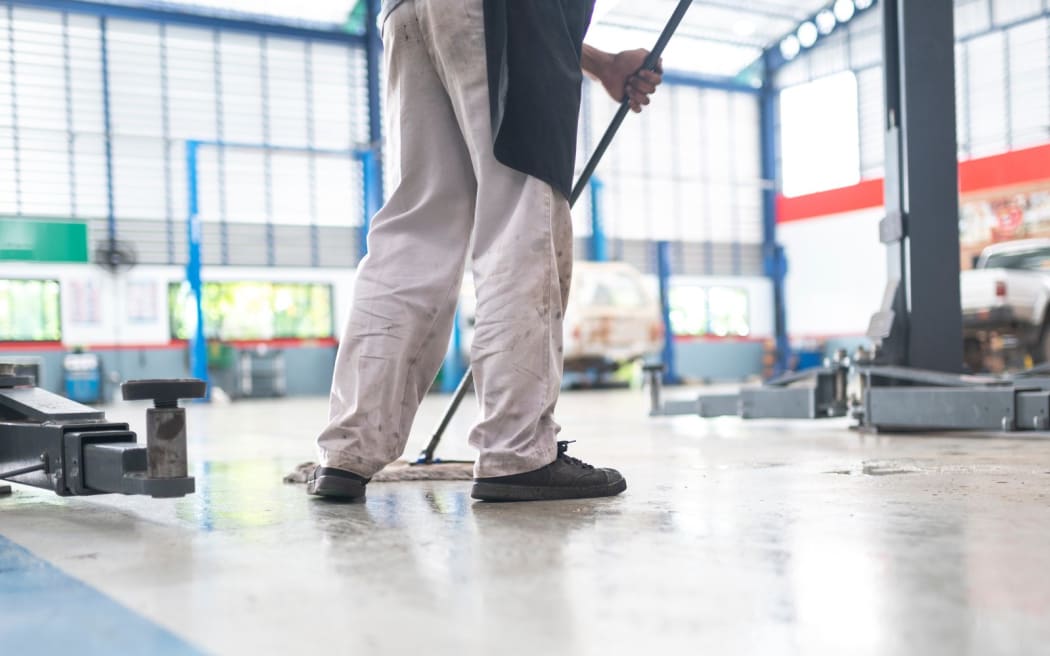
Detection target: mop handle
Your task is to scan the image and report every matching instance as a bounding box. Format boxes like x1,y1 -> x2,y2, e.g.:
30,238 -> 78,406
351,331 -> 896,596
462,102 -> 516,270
420,0 -> 694,465
570,0 -> 691,204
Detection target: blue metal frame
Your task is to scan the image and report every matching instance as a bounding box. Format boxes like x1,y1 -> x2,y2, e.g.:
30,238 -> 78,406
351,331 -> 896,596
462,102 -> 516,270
589,176 -> 607,262
354,0 -> 384,262
184,140 -> 209,394
357,149 -> 382,260
182,139 -> 363,395
441,308 -> 465,394
13,0 -> 365,45
760,55 -> 791,376
364,0 -> 383,197
656,241 -> 680,384
657,70 -> 790,375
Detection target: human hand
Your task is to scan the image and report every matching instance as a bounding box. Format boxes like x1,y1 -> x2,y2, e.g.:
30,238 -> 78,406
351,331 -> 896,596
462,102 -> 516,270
598,48 -> 663,113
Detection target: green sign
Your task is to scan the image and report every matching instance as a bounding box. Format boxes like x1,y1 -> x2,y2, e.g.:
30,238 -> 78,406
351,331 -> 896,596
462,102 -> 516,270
0,218 -> 89,263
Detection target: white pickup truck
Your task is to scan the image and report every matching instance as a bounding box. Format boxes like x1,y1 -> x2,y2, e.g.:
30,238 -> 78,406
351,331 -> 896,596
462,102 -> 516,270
961,239 -> 1050,366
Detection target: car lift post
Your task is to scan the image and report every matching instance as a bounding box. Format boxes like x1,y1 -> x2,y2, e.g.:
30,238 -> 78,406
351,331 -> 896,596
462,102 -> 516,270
642,0 -> 1050,435
1,367 -> 202,498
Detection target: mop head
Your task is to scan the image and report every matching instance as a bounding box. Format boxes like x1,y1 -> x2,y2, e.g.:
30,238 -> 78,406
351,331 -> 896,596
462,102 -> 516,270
284,459 -> 474,484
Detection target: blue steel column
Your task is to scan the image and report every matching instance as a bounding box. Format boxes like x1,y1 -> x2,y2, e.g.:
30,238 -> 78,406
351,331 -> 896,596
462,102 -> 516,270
760,54 -> 790,376
358,149 -> 381,259
589,176 -> 607,261
358,0 -> 384,258
656,241 -> 680,384
185,140 -> 210,396
364,0 -> 383,197
441,308 -> 465,394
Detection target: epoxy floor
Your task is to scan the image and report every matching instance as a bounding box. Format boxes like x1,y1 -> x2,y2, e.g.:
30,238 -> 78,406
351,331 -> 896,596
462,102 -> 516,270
3,387 -> 1050,655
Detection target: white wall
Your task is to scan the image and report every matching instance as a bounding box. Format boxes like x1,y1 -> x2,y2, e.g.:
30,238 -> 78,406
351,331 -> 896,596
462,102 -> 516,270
2,263 -> 781,347
0,262 -> 356,346
779,208 -> 886,338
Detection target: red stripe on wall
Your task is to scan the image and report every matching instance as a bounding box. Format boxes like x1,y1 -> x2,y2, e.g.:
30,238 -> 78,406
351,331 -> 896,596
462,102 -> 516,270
778,179 -> 884,224
959,143 -> 1050,193
0,341 -> 66,352
777,142 -> 1050,223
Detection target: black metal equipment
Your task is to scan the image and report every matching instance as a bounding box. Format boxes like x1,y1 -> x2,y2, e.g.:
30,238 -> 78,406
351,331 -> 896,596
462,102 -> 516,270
417,0 -> 695,465
645,0 -> 1050,436
648,347 -> 1050,435
0,367 -> 202,498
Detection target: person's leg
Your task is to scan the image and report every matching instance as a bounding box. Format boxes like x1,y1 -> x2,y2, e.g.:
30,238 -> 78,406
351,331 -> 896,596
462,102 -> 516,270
415,0 -> 575,478
314,1 -> 476,483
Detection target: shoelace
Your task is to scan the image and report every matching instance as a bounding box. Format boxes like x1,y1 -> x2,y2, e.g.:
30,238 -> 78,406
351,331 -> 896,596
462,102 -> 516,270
556,440 -> 595,469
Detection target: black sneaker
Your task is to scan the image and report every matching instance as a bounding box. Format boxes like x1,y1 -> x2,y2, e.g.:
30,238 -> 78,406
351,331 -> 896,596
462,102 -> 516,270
306,466 -> 369,500
471,441 -> 626,501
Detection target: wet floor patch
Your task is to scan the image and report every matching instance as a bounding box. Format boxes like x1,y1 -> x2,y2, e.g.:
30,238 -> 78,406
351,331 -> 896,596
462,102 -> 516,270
827,460 -> 924,476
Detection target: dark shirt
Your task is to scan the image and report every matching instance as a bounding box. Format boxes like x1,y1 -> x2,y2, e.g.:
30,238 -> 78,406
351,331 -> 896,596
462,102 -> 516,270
381,0 -> 595,200
484,1 -> 595,199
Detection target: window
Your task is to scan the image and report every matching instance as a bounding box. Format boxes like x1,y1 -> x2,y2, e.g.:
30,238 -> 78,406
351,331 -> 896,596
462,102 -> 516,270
779,71 -> 861,197
707,287 -> 750,337
669,285 -> 750,338
669,285 -> 708,336
587,271 -> 649,309
169,281 -> 333,340
983,248 -> 1050,271
0,279 -> 62,341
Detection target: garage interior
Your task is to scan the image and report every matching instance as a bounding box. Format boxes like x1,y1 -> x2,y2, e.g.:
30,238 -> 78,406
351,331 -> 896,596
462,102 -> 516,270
2,0 -> 1050,654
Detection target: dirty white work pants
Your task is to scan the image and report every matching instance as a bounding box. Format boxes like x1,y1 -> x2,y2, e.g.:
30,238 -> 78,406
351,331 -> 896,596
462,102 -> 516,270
316,0 -> 573,479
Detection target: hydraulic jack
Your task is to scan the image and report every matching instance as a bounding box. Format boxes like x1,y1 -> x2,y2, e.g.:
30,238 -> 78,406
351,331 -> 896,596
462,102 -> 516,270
0,365 -> 202,498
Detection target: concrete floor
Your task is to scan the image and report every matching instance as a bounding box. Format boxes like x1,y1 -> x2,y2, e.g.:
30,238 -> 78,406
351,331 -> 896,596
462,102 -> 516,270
2,387 -> 1050,655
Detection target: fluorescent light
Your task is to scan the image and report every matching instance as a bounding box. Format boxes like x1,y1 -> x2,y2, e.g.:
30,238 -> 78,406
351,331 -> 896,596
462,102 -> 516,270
780,35 -> 801,60
816,9 -> 837,35
833,0 -> 856,22
797,21 -> 818,48
855,0 -> 874,9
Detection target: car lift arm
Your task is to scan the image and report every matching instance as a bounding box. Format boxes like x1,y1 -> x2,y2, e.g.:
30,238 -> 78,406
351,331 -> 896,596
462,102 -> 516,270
0,371 -> 200,498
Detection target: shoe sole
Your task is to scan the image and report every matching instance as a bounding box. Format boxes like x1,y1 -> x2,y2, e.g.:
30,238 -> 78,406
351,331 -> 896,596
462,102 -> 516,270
306,474 -> 366,501
470,477 -> 626,502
